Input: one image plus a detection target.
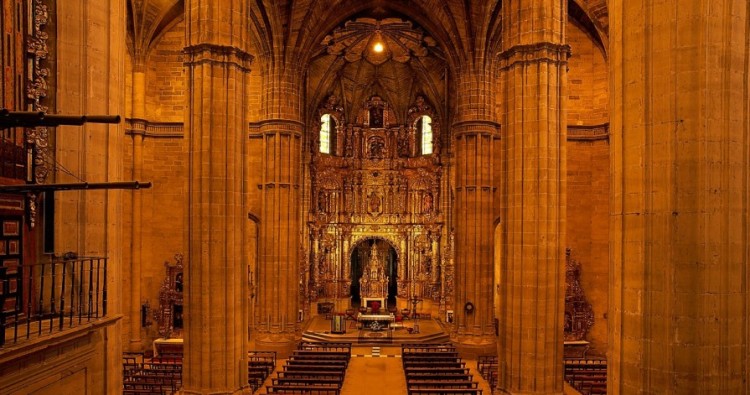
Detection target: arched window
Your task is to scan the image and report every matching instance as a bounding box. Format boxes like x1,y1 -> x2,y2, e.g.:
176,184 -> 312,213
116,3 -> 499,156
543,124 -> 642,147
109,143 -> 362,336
320,114 -> 331,154
418,115 -> 433,155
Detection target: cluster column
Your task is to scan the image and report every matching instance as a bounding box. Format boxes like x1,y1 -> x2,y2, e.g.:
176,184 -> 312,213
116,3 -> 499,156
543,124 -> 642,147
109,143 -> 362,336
182,0 -> 252,393
254,55 -> 305,355
451,67 -> 499,351
498,1 -> 567,394
609,0 -> 749,393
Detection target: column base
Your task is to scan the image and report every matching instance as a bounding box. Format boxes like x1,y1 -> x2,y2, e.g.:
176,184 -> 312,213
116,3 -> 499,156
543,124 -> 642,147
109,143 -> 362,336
254,335 -> 298,358
452,335 -> 496,359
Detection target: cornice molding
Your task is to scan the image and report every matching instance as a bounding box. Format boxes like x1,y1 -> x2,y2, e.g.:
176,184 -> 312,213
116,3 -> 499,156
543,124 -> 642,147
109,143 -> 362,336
124,118 -> 184,138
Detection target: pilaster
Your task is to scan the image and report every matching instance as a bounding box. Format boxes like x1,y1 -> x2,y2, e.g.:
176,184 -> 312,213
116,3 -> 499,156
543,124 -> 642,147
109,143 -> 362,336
609,0 -> 749,393
497,1 -> 568,393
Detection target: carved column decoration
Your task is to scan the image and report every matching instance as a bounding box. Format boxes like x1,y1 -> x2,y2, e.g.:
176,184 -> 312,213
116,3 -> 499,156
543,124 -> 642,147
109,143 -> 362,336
25,0 -> 51,228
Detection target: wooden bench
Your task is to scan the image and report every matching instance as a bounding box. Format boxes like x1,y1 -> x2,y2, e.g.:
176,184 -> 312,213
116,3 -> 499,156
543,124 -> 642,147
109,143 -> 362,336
123,381 -> 175,395
291,350 -> 351,361
407,389 -> 483,395
276,371 -> 345,380
403,354 -> 462,361
402,344 -> 456,354
297,342 -> 352,353
285,360 -> 348,369
564,358 -> 607,395
265,385 -> 340,394
407,381 -> 479,389
405,373 -> 473,381
272,377 -> 343,388
283,364 -> 346,372
403,361 -> 466,368
405,367 -> 470,375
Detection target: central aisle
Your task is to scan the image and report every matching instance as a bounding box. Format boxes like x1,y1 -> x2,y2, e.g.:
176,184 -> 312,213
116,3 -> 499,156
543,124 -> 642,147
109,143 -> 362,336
340,346 -> 407,395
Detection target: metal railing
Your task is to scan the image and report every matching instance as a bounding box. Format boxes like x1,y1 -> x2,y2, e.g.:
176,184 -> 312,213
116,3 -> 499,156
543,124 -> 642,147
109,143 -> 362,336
0,255 -> 108,347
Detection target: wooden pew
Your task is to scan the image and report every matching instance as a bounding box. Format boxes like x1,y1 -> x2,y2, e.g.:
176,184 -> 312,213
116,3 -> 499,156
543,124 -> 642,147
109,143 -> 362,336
405,367 -> 471,375
405,373 -> 474,381
403,361 -> 466,368
298,342 -> 352,353
407,389 -> 483,395
407,381 -> 479,389
283,364 -> 347,372
276,371 -> 345,381
272,377 -> 343,388
265,386 -> 340,394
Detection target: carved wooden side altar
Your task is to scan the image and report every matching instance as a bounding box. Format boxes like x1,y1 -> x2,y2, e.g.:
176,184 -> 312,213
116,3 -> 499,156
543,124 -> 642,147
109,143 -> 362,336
306,95 -> 452,313
564,248 -> 595,358
154,254 -> 184,339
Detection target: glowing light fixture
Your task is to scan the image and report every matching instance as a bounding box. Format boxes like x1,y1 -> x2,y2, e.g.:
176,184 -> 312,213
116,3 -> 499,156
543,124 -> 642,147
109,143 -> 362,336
373,42 -> 384,53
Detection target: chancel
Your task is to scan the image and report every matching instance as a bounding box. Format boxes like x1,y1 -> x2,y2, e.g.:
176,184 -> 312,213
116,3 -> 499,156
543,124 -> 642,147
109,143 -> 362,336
0,1 -> 748,395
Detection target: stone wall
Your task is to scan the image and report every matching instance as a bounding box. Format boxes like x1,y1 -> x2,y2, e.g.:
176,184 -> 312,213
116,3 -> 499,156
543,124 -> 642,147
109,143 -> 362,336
565,18 -> 609,355
145,20 -> 186,122
123,18 -> 187,348
567,19 -> 608,126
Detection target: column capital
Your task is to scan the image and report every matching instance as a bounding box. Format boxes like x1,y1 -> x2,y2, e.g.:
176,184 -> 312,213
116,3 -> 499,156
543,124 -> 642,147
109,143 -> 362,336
183,44 -> 254,72
498,42 -> 571,70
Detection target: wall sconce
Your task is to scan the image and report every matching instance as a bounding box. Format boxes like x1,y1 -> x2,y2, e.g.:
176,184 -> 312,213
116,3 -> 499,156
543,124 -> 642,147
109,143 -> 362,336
141,300 -> 152,327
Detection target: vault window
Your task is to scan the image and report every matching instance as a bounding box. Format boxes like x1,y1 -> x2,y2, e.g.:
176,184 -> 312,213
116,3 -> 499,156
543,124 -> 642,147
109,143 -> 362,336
320,114 -> 331,154
418,115 -> 433,155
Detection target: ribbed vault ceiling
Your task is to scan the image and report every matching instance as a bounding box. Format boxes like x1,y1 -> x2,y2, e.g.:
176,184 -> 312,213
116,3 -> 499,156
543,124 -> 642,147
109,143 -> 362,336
125,0 -> 610,121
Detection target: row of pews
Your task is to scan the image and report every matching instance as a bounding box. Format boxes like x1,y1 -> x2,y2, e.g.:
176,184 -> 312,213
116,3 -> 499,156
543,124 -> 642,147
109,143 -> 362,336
263,342 -> 352,394
123,353 -> 182,395
476,355 -> 497,392
564,358 -> 607,395
402,343 -> 483,395
249,351 -> 277,392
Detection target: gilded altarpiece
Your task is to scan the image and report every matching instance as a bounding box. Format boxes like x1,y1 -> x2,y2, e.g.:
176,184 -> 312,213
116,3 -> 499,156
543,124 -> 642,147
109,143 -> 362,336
307,95 -> 452,312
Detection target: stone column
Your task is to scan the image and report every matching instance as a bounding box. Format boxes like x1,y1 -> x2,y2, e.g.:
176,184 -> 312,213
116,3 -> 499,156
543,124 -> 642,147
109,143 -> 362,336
497,1 -> 567,393
255,55 -> 304,355
609,1 -> 749,393
182,0 -> 252,393
129,60 -> 145,351
451,66 -> 498,351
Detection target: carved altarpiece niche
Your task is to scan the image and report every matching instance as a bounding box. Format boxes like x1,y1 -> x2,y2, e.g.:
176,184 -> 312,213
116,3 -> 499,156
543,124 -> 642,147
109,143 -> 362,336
564,248 -> 594,341
307,95 -> 452,312
154,254 -> 184,338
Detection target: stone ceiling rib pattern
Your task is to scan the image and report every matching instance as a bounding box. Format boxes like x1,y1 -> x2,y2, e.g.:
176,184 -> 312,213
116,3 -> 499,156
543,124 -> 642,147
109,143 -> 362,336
125,0 -> 608,119
127,0 -> 183,62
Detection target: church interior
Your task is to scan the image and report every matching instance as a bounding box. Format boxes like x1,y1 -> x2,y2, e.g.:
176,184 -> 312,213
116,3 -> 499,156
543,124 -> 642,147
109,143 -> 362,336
0,0 -> 748,394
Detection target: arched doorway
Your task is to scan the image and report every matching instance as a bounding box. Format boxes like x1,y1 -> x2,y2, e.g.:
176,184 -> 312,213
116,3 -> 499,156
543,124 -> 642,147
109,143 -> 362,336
350,238 -> 398,308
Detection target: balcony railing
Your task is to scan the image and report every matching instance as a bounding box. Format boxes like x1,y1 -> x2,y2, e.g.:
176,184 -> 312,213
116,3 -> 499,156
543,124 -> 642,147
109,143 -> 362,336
0,255 -> 108,348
